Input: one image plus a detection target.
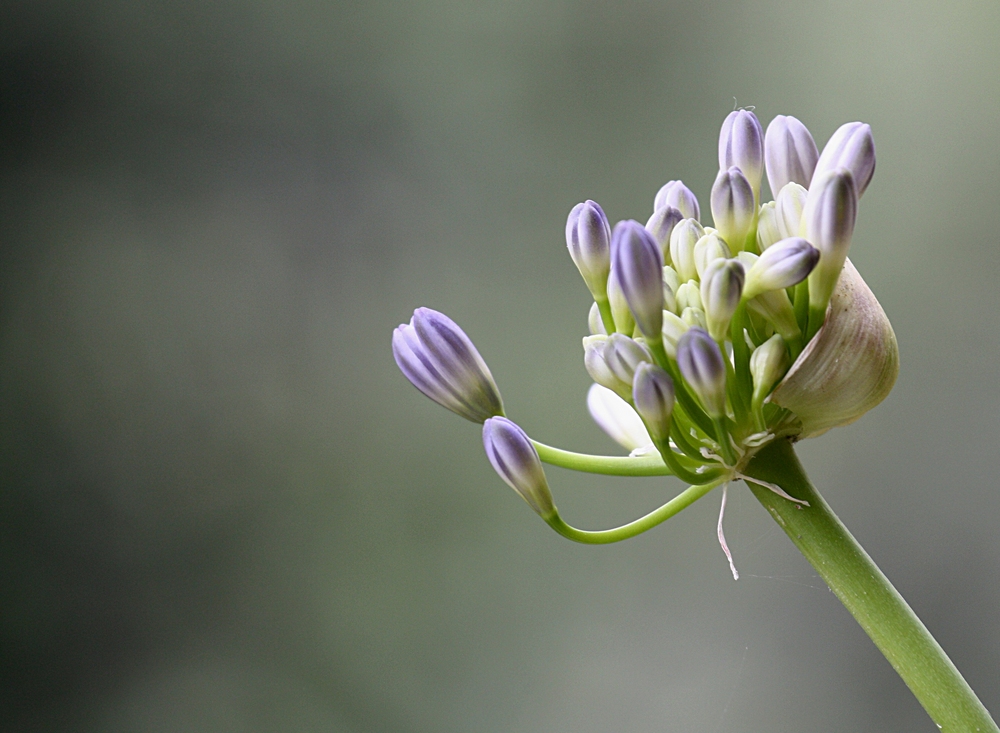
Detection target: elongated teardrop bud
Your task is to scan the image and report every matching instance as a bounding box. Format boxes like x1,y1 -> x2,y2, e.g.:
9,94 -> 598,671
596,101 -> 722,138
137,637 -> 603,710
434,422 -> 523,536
756,201 -> 783,252
676,327 -> 727,418
646,206 -> 683,260
694,232 -> 732,279
700,258 -> 745,342
719,109 -> 764,197
566,200 -> 612,301
749,334 -> 789,407
654,180 -> 700,221
632,363 -> 676,443
775,182 -> 808,239
804,169 -> 858,315
393,307 -> 505,423
812,122 -> 876,198
764,115 -> 818,196
711,167 -> 756,251
584,335 -> 632,400
587,383 -> 653,452
742,237 -> 819,300
661,310 -> 689,358
611,220 -> 664,341
483,417 -> 556,518
669,218 -> 704,283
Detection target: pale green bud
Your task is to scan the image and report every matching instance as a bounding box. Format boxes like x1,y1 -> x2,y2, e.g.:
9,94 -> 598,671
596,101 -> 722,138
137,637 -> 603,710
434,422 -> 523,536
756,201 -> 783,252
661,310 -> 689,358
694,232 -> 733,279
749,334 -> 789,406
607,269 -> 636,336
669,219 -> 704,282
662,266 -> 681,314
745,288 -> 800,343
700,258 -> 746,342
776,182 -> 808,238
588,301 -> 607,335
676,280 -> 703,312
681,306 -> 707,330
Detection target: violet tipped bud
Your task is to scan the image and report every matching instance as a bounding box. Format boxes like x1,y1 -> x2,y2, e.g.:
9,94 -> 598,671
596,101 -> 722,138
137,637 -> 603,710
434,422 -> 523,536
812,122 -> 876,198
611,220 -> 664,341
804,169 -> 858,313
566,200 -> 612,301
710,167 -> 756,251
719,109 -> 764,196
700,258 -> 745,342
742,237 -> 819,300
676,327 -> 727,418
604,333 -> 654,391
632,363 -> 676,443
393,307 -> 505,423
654,180 -> 700,221
482,417 -> 556,518
646,206 -> 684,259
764,115 -> 818,196
669,219 -> 705,282
750,334 -> 789,407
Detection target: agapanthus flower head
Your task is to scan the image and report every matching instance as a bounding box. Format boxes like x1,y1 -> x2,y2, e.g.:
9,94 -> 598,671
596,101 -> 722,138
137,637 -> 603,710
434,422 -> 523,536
393,307 -> 504,423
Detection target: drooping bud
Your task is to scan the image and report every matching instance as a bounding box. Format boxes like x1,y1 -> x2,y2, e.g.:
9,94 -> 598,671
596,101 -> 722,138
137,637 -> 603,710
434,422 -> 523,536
676,327 -> 727,418
804,169 -> 858,313
482,417 -> 556,518
588,301 -> 607,335
604,333 -> 654,392
775,182 -> 808,239
566,200 -> 612,301
700,258 -> 746,342
393,307 -> 505,423
719,109 -> 764,196
654,180 -> 700,221
646,206 -> 683,260
669,218 -> 704,282
632,362 -> 676,443
676,281 -> 703,312
611,220 -> 664,341
607,269 -> 635,336
742,237 -> 819,300
764,115 -> 818,196
812,122 -> 875,198
587,384 -> 653,453
749,334 -> 789,407
661,310 -> 689,358
710,167 -> 756,251
756,201 -> 783,252
694,232 -> 733,279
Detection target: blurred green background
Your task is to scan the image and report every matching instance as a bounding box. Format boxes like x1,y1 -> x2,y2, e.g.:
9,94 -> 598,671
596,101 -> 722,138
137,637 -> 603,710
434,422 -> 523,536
2,1 -> 999,731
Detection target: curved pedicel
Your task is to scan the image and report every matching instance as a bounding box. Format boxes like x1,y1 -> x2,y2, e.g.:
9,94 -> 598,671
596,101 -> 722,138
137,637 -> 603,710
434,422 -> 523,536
770,258 -> 899,438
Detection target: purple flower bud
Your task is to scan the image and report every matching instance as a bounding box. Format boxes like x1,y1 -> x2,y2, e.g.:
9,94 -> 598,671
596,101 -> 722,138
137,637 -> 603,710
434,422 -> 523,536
743,237 -> 819,300
811,122 -> 876,198
719,109 -> 764,195
654,180 -> 701,221
632,362 -> 675,442
645,206 -> 683,260
676,327 -> 727,418
700,258 -> 745,342
393,308 -> 505,423
804,169 -> 858,311
710,167 -> 756,251
764,115 -> 819,197
611,220 -> 664,341
584,336 -> 630,399
669,219 -> 704,282
604,333 -> 654,390
566,200 -> 612,300
483,417 -> 556,518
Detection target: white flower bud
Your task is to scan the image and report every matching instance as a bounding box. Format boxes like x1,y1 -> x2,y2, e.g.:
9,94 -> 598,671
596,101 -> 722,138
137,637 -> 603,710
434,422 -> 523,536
749,334 -> 789,406
811,122 -> 876,198
694,232 -> 733,279
775,182 -> 808,239
711,166 -> 756,252
681,306 -> 707,330
669,218 -> 704,282
661,310 -> 689,358
587,383 -> 653,452
764,115 -> 819,196
607,269 -> 636,336
676,280 -> 703,312
743,237 -> 820,300
588,301 -> 607,335
700,258 -> 746,342
756,201 -> 783,252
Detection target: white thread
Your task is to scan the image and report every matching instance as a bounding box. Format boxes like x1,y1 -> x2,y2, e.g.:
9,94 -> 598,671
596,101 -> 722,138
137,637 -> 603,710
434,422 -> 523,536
736,473 -> 810,506
717,483 -> 739,580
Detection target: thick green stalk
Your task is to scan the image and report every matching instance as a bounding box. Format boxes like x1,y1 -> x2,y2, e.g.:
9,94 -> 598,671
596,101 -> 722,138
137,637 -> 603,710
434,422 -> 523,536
743,439 -> 998,733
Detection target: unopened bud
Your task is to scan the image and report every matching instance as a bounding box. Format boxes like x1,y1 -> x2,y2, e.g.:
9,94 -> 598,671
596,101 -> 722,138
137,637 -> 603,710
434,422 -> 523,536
775,182 -> 808,239
611,220 -> 664,341
654,180 -> 700,221
745,289 -> 800,343
584,335 -> 633,400
719,109 -> 764,196
669,218 -> 704,282
812,122 -> 875,198
756,201 -> 783,252
743,237 -> 819,300
604,333 -> 654,391
676,281 -> 703,312
482,417 -> 556,518
587,383 -> 652,452
393,307 -> 505,423
681,306 -> 707,330
694,232 -> 733,279
804,169 -> 858,312
750,334 -> 789,406
700,258 -> 746,342
676,327 -> 727,418
646,206 -> 684,260
588,301 -> 607,335
607,269 -> 636,336
632,363 -> 676,443
566,200 -> 612,300
661,310 -> 689,358
710,166 -> 756,251
764,115 -> 818,196
662,266 -> 681,314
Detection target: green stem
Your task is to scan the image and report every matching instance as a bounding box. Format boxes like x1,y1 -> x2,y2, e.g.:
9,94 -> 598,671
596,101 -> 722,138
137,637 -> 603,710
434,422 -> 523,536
743,439 -> 999,733
546,478 -> 725,544
596,297 -> 615,335
532,441 -> 672,476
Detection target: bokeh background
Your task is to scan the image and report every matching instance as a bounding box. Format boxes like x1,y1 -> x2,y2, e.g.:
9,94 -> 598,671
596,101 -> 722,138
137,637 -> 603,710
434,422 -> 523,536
2,1 -> 999,731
